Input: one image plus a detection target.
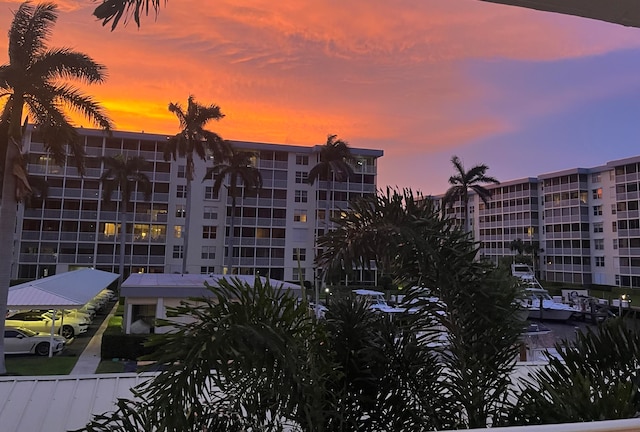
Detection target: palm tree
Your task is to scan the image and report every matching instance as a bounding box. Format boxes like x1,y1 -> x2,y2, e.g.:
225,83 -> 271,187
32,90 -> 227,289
509,237 -> 525,258
99,155 -> 152,289
165,95 -> 230,274
443,155 -> 499,233
307,134 -> 354,303
204,147 -> 262,275
0,1 -> 111,374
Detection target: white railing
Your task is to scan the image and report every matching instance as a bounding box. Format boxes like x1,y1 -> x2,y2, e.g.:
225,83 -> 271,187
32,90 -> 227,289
457,418 -> 640,432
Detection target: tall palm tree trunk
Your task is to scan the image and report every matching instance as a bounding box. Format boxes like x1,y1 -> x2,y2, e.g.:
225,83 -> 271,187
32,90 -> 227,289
227,194 -> 237,274
316,175 -> 333,307
181,178 -> 192,274
0,103 -> 25,374
118,207 -> 127,290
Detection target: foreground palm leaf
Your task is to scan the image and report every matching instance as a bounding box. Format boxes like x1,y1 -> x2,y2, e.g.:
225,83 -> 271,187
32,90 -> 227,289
80,277 -> 321,431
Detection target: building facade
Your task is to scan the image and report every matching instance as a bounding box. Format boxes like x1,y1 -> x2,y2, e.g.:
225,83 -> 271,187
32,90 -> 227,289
14,126 -> 383,284
439,155 -> 640,289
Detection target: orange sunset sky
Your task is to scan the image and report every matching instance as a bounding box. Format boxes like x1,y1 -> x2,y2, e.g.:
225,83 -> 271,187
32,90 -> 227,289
2,0 -> 640,193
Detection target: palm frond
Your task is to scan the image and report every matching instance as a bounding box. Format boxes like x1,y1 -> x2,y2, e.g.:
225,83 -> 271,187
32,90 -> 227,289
93,0 -> 164,31
9,3 -> 57,66
30,48 -> 107,84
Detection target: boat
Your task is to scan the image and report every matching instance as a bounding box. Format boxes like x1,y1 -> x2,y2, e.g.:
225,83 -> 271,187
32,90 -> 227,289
512,264 -> 580,322
353,289 -> 410,314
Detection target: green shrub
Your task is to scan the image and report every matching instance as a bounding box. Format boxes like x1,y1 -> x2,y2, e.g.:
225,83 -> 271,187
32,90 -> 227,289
101,328 -> 154,361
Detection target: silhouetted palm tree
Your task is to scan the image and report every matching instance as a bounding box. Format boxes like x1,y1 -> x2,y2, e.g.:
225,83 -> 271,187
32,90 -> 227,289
443,155 -> 499,232
307,134 -> 354,304
0,1 -> 111,374
204,147 -> 262,274
165,95 -> 230,274
99,155 -> 152,288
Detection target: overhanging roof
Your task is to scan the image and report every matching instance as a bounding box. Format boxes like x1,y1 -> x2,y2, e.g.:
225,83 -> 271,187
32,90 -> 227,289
8,269 -> 119,309
480,0 -> 640,28
121,273 -> 302,298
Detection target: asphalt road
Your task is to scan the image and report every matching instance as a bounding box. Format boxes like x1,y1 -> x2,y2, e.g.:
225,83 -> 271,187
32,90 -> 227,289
58,299 -> 117,358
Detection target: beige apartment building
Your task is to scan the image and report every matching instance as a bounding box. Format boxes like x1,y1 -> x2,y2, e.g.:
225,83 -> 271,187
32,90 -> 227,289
14,126 -> 383,285
441,155 -> 640,289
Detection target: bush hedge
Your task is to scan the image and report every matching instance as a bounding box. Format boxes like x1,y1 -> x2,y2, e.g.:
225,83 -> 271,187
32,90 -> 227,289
101,327 -> 155,361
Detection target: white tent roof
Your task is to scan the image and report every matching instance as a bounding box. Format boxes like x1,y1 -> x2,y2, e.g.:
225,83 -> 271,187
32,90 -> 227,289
8,269 -> 119,309
121,273 -> 303,298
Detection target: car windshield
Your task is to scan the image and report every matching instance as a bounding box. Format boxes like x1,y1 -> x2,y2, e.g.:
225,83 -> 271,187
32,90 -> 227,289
15,327 -> 39,337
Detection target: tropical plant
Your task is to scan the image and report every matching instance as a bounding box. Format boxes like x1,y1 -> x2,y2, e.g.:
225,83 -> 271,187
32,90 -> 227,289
316,187 -> 469,289
203,147 -> 262,274
99,155 -> 152,288
79,276 -> 330,431
510,318 -> 640,425
443,155 -> 499,232
437,265 -> 525,428
523,240 -> 543,276
165,95 -> 230,274
0,1 -> 111,374
308,134 -> 354,302
317,187 -> 524,428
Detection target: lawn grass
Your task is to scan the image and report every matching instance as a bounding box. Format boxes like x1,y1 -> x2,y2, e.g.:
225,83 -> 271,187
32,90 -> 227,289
5,355 -> 78,376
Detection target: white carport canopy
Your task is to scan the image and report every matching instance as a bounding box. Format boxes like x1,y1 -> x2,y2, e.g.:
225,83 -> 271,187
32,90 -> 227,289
6,269 -> 119,357
8,268 -> 119,309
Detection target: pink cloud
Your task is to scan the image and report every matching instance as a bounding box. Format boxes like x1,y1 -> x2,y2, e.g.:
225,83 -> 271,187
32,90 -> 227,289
0,0 -> 639,189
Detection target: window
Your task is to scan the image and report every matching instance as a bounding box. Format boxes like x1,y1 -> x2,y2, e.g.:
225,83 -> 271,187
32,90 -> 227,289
612,204 -> 617,214
178,165 -> 186,178
593,222 -> 603,233
613,239 -> 618,249
204,186 -> 218,200
203,206 -> 217,220
612,221 -> 617,232
176,185 -> 187,198
591,173 -> 601,183
295,171 -> 308,184
173,225 -> 183,238
593,205 -> 602,216
175,205 -> 186,218
172,245 -> 183,259
294,209 -> 307,222
202,226 -> 217,239
595,256 -> 605,267
594,239 -> 604,250
295,190 -> 308,203
293,267 -> 305,281
201,246 -> 216,259
292,248 -> 306,261
200,266 -> 215,274
296,155 -> 309,165
592,188 -> 603,200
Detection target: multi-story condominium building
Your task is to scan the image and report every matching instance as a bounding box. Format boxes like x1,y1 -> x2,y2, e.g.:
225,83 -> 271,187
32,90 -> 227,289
437,155 -> 640,289
14,126 -> 383,285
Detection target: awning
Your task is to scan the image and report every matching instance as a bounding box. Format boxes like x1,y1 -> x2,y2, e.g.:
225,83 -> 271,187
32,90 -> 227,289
8,268 -> 119,309
480,0 -> 640,28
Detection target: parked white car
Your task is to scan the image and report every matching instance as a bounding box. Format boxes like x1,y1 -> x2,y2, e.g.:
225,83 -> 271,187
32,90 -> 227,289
4,327 -> 66,356
6,310 -> 90,339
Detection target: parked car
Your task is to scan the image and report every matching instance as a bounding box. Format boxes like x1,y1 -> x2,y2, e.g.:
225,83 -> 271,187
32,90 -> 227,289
5,310 -> 90,339
4,327 -> 66,356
